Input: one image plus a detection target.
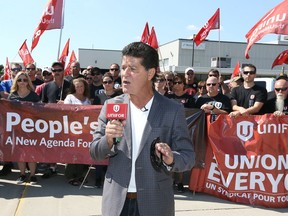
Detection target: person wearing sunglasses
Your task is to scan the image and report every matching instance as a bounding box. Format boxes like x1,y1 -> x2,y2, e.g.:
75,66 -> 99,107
25,63 -> 44,88
7,72 -> 40,184
109,63 -> 121,89
163,71 -> 174,94
194,80 -> 208,101
0,63 -> 24,176
261,77 -> 288,116
0,63 -> 22,99
88,67 -> 104,101
90,42 -> 194,216
196,76 -> 232,122
153,73 -> 167,95
207,68 -> 230,95
183,67 -> 197,95
35,67 -> 54,96
229,64 -> 267,117
65,61 -> 85,83
92,72 -> 122,106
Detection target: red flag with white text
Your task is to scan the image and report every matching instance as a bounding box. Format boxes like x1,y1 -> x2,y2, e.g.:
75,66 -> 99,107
64,50 -> 77,76
194,8 -> 220,46
245,1 -> 288,59
4,57 -> 10,80
147,26 -> 159,49
18,40 -> 35,66
231,61 -> 241,78
141,22 -> 150,43
31,0 -> 64,52
58,38 -> 70,67
271,49 -> 288,69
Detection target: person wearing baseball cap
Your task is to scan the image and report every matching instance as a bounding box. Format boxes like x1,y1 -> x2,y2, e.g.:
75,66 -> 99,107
184,67 -> 197,95
35,67 -> 54,96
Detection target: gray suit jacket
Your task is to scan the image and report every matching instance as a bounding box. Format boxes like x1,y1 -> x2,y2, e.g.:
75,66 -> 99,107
90,91 -> 195,216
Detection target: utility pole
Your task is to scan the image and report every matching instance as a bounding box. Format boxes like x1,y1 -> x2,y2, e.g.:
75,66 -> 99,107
192,34 -> 195,67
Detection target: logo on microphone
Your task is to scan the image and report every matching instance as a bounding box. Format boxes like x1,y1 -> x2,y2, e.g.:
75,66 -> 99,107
106,103 -> 128,120
236,121 -> 254,141
113,104 -> 120,113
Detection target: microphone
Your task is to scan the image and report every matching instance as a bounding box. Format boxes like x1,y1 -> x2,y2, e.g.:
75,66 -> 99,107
106,103 -> 128,145
140,106 -> 148,112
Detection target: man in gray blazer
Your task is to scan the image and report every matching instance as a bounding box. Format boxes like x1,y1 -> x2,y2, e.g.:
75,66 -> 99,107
90,42 -> 195,216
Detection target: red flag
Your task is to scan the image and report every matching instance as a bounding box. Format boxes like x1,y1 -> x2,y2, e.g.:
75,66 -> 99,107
31,0 -> 64,52
4,57 -> 11,80
64,50 -> 77,76
58,38 -> 70,67
18,40 -> 35,66
194,8 -> 220,46
271,50 -> 288,69
245,1 -> 288,59
140,22 -> 150,43
147,27 -> 159,49
231,61 -> 241,78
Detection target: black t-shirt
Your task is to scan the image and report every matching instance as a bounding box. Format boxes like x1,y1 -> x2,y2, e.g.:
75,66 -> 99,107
8,91 -> 40,102
42,80 -> 71,103
261,96 -> 288,114
64,74 -> 85,83
184,83 -> 197,95
231,84 -> 267,111
196,93 -> 232,122
166,92 -> 195,108
89,84 -> 104,100
92,91 -> 122,105
32,78 -> 44,88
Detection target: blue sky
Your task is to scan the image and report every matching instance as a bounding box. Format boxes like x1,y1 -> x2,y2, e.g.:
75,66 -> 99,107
0,0 -> 284,68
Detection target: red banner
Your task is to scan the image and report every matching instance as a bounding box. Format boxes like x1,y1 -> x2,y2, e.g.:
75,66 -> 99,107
58,38 -> 70,67
189,114 -> 288,208
271,49 -> 288,69
0,99 -> 106,165
4,57 -> 10,80
64,50 -> 76,76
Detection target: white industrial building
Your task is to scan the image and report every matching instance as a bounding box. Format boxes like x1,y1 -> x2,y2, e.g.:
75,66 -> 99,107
78,37 -> 288,80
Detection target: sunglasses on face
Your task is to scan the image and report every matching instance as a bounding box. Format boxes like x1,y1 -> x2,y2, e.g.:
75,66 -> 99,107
166,79 -> 173,82
275,87 -> 288,92
11,68 -> 21,72
173,81 -> 183,85
206,83 -> 217,86
52,69 -> 63,73
243,71 -> 256,75
86,77 -> 93,80
26,68 -> 35,71
198,86 -> 205,89
208,74 -> 218,77
17,78 -> 28,83
110,68 -> 119,71
103,80 -> 113,84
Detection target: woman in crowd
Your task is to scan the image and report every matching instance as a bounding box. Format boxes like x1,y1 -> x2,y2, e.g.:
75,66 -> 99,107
8,72 -> 40,184
64,78 -> 90,186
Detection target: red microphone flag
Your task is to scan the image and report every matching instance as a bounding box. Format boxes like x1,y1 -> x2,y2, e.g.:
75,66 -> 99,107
106,103 -> 128,121
147,27 -> 159,49
59,38 -> 70,67
231,61 -> 241,79
4,57 -> 10,80
18,40 -> 35,66
64,50 -> 77,76
194,8 -> 220,46
31,0 -> 64,52
245,1 -> 288,59
140,22 -> 150,43
271,49 -> 288,69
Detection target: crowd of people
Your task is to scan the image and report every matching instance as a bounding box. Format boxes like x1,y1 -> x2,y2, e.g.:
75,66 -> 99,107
1,41 -> 287,215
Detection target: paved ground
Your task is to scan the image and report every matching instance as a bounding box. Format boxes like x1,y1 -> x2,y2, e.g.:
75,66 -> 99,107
0,164 -> 287,216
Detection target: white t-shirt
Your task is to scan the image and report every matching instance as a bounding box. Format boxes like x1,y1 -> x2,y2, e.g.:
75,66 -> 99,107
64,94 -> 91,105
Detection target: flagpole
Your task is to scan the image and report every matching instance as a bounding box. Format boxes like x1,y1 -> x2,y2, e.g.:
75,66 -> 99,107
57,0 -> 65,60
218,28 -> 221,71
192,34 -> 195,67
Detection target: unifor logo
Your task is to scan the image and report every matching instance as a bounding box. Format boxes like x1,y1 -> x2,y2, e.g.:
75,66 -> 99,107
113,104 -> 120,112
45,5 -> 54,16
237,121 -> 254,141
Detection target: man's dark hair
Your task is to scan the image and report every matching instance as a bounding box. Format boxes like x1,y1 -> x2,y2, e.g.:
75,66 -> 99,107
243,63 -> 257,73
122,42 -> 159,71
51,61 -> 64,69
91,67 -> 101,75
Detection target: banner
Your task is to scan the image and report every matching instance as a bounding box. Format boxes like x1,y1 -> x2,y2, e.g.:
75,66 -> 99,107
140,22 -> 150,43
271,49 -> 288,69
189,114 -> 288,208
18,40 -> 35,66
4,57 -> 10,80
0,99 -> 105,165
59,38 -> 70,67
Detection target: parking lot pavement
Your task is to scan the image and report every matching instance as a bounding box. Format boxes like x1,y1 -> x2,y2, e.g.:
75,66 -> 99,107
0,165 -> 287,216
